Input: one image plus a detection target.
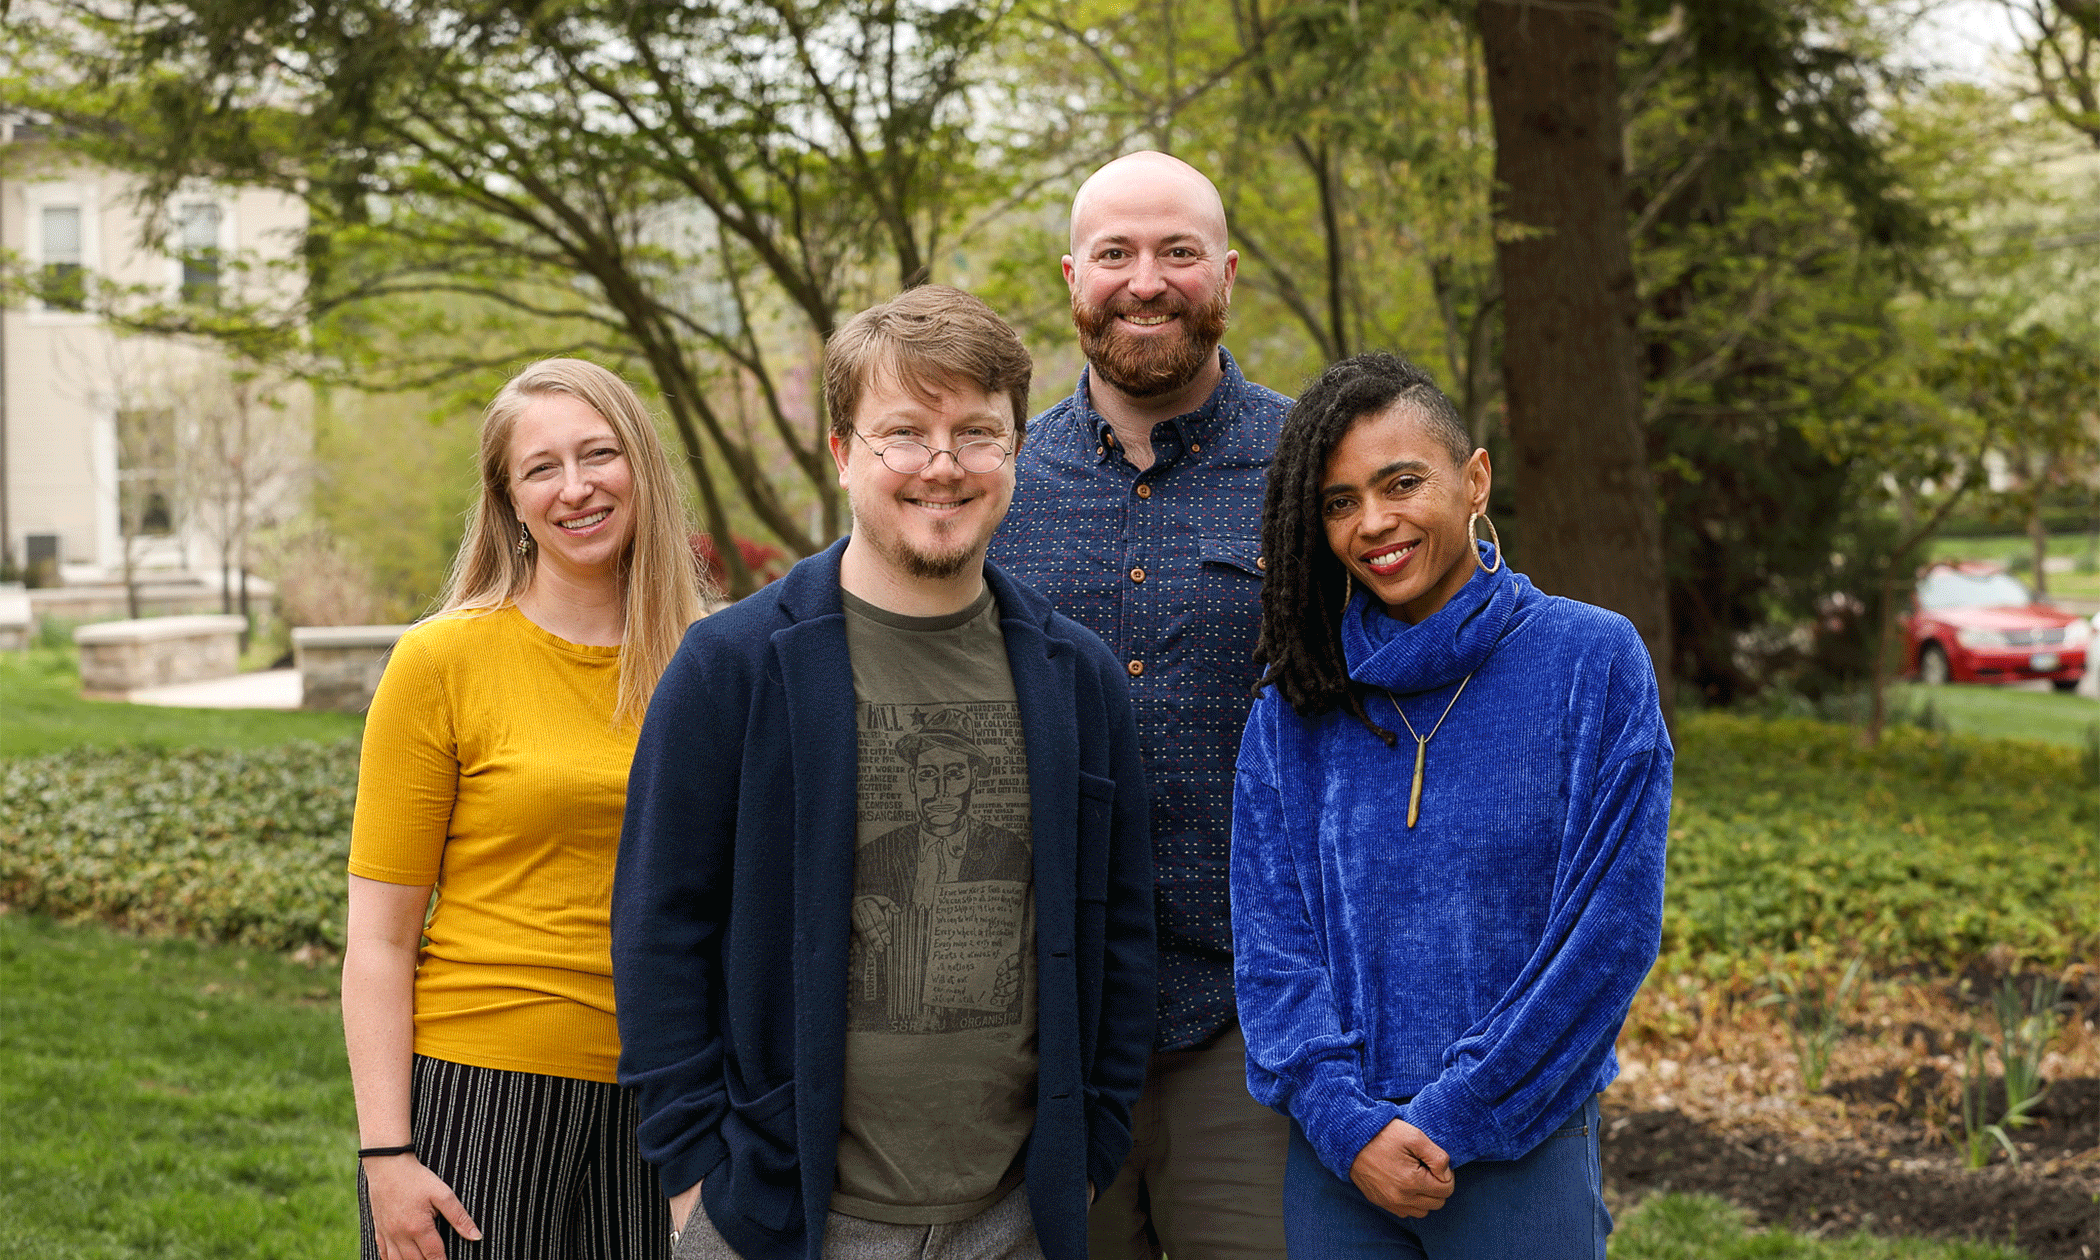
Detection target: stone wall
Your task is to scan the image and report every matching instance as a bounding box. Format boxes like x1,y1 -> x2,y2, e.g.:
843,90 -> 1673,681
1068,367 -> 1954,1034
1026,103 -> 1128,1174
292,625 -> 408,712
73,615 -> 246,695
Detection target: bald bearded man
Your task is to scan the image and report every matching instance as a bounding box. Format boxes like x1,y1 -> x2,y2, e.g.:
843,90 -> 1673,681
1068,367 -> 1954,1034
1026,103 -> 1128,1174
990,151 -> 1291,1260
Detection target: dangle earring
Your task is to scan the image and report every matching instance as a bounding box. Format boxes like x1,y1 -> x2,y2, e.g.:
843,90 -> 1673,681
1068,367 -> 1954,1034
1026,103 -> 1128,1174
1338,571 -> 1355,622
1469,512 -> 1502,573
516,520 -> 534,556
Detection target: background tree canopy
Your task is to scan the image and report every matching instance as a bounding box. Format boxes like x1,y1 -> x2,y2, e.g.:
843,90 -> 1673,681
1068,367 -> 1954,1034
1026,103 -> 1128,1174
5,0 -> 2096,710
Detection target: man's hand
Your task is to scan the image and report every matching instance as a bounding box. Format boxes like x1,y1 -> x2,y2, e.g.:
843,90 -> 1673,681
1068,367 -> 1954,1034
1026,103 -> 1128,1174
364,1156 -> 481,1260
851,895 -> 898,951
1348,1119 -> 1454,1219
667,1182 -> 703,1240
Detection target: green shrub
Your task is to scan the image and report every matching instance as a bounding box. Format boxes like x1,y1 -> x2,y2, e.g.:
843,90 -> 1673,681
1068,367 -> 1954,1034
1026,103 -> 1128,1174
1664,714 -> 2098,973
0,742 -> 358,949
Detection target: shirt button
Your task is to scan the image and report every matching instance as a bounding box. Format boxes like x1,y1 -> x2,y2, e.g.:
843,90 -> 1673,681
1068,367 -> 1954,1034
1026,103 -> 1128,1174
1191,442 -> 1202,453
1127,659 -> 1144,678
1130,567 -> 1146,583
1256,556 -> 1266,571
1136,484 -> 1153,500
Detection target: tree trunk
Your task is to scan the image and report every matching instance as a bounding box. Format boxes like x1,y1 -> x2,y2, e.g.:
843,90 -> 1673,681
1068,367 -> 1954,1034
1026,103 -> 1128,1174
2028,454 -> 2053,599
1477,0 -> 1674,720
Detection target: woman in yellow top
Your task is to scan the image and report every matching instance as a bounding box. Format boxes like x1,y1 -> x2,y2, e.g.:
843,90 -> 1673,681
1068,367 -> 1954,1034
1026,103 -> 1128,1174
344,358 -> 706,1260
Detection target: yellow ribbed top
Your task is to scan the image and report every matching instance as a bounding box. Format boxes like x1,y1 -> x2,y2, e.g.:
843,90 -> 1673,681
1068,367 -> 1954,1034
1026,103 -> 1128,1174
349,605 -> 632,1083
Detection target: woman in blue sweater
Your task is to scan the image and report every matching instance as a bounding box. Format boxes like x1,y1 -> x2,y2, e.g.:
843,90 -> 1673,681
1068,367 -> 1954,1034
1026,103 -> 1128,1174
1231,354 -> 1670,1258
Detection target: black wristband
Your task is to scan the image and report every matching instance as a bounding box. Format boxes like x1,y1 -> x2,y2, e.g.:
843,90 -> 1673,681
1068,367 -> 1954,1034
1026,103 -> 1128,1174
358,1143 -> 417,1159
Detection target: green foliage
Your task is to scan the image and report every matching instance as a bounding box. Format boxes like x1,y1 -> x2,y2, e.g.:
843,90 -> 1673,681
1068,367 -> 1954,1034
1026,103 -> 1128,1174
0,742 -> 359,950
1991,974 -> 2064,1128
0,650 -> 364,758
1663,714 -> 2099,973
1956,1034 -> 2020,1170
1612,1192 -> 2027,1259
1758,956 -> 1864,1093
0,913 -> 356,1259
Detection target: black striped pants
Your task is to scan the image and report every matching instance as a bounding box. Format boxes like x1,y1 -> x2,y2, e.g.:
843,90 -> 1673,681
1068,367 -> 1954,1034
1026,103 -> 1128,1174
359,1054 -> 670,1260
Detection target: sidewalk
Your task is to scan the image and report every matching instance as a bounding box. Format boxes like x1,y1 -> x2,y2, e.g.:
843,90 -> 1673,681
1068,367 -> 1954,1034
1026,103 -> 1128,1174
126,669 -> 303,710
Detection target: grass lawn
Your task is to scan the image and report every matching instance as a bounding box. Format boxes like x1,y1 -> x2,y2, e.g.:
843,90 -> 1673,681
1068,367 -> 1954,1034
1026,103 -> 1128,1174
1891,681 -> 2100,747
0,649 -> 363,759
1929,531 -> 2100,604
0,912 -> 357,1259
1612,1195 -> 2026,1259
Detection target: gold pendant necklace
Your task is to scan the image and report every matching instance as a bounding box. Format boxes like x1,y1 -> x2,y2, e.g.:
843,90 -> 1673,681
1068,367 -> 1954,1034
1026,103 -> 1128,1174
1383,672 -> 1476,828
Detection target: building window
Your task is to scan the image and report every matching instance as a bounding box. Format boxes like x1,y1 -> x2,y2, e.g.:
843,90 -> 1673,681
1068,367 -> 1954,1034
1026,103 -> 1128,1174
176,201 -> 221,306
39,205 -> 86,311
118,408 -> 177,536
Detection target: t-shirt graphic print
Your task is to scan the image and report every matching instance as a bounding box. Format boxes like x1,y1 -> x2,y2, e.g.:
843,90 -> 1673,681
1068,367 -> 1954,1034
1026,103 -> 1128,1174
848,702 -> 1031,1034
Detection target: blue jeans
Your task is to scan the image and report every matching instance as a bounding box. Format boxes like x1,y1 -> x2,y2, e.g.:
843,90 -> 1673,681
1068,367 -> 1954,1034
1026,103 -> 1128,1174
1282,1096 -> 1610,1260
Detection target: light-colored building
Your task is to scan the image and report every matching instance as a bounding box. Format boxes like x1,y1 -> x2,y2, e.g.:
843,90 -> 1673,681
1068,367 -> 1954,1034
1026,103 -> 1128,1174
1,116 -> 308,609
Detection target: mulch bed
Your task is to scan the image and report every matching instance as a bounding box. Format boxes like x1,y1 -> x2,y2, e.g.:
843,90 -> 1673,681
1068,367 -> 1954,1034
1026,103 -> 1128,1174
1603,1079 -> 2098,1258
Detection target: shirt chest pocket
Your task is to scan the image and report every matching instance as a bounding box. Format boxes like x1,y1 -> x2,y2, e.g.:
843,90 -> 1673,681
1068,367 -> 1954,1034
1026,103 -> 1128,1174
1177,536 -> 1265,681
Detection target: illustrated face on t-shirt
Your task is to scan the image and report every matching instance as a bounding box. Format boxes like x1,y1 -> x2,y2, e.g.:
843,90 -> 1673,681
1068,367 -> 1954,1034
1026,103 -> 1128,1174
910,747 -> 977,838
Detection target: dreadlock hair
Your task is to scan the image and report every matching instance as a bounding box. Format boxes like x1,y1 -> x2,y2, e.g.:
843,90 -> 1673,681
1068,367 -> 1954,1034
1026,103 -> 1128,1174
1254,352 -> 1473,746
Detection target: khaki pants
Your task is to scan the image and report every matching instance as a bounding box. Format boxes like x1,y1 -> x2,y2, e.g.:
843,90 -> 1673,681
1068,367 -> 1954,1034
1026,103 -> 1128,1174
1089,1025 -> 1290,1260
672,1184 -> 1041,1260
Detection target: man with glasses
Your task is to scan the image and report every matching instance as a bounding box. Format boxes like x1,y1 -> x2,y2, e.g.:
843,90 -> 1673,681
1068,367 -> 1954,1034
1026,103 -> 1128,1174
614,284 -> 1156,1260
990,151 -> 1292,1260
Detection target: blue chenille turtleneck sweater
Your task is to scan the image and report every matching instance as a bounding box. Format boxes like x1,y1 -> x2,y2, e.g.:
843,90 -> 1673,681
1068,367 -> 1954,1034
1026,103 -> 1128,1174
1231,546 -> 1671,1179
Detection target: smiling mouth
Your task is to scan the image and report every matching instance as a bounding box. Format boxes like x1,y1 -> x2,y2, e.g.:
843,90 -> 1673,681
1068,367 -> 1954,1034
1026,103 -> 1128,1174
907,495 -> 974,515
1362,542 -> 1418,574
559,509 -> 610,531
1119,312 -> 1177,328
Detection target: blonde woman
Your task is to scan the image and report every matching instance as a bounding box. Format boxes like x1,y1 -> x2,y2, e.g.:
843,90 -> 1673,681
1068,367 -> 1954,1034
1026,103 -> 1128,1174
344,359 -> 706,1260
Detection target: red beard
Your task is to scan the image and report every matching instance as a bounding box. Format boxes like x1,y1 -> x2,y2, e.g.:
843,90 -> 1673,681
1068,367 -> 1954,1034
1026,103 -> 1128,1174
1071,285 -> 1230,399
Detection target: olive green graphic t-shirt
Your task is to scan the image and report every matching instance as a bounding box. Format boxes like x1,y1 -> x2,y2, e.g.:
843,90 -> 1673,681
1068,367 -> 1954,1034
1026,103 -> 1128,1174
832,586 -> 1037,1225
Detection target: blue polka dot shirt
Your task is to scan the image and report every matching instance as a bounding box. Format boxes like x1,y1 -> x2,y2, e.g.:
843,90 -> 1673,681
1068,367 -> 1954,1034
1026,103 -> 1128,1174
991,348 -> 1291,1052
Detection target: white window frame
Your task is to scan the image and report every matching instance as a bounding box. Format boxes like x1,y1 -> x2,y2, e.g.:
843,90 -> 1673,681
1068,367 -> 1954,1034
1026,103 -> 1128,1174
21,181 -> 102,324
164,183 -> 239,302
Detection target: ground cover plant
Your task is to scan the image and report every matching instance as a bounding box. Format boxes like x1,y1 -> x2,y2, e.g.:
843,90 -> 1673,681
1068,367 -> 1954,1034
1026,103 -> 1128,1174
0,649 -> 364,758
1662,715 -> 2097,974
0,911 -> 357,1259
0,740 -> 359,948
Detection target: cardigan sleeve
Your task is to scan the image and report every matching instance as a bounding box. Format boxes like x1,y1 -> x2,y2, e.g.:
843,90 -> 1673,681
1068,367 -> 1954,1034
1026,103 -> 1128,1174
611,627 -> 741,1196
1397,652 -> 1672,1169
1083,654 -> 1159,1193
1231,696 -> 1405,1180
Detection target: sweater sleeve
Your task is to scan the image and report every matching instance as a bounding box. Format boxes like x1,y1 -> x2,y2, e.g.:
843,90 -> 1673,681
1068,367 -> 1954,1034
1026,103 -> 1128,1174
1231,697 -> 1404,1180
1398,652 -> 1672,1169
347,630 -> 456,886
610,627 -> 741,1197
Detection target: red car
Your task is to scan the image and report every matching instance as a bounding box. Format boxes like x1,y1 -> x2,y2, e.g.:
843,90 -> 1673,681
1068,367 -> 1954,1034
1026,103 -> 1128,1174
1904,562 -> 2091,692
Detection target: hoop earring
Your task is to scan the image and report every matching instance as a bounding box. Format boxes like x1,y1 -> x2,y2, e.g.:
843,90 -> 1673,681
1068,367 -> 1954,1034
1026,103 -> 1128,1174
516,520 -> 534,556
1470,512 -> 1502,574
1338,571 -> 1355,622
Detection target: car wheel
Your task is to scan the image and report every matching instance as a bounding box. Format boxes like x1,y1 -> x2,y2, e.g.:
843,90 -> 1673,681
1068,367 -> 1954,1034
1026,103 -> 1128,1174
1919,642 -> 1950,686
2052,677 -> 2080,694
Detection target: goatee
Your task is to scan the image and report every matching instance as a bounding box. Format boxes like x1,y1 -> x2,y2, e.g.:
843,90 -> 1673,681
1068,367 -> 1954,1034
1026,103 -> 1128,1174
1072,285 -> 1230,399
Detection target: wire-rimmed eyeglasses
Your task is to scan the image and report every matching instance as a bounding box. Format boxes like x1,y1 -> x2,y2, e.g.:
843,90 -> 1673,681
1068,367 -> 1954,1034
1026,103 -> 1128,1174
854,431 -> 1012,475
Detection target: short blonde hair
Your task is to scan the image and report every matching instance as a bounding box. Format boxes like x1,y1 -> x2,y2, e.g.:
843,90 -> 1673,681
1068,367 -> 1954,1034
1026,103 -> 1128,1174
438,358 -> 708,727
824,286 -> 1033,439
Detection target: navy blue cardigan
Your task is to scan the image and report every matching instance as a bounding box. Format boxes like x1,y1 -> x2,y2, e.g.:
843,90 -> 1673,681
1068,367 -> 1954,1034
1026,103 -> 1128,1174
612,541 -> 1156,1260
1232,553 -> 1669,1179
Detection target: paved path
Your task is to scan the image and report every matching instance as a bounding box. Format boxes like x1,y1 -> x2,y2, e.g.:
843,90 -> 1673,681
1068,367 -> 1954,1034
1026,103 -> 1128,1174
127,669 -> 303,710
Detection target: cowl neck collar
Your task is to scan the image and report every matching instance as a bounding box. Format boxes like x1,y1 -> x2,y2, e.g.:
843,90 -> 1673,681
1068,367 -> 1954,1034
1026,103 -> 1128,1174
1342,543 -> 1525,695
